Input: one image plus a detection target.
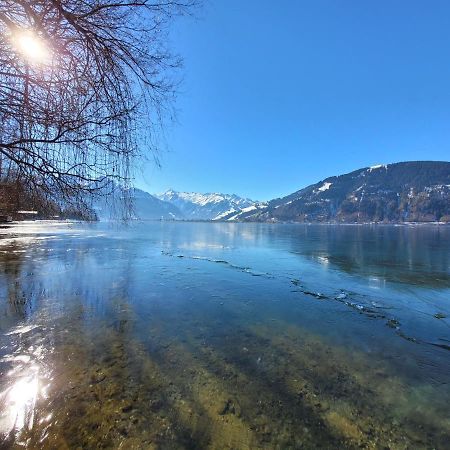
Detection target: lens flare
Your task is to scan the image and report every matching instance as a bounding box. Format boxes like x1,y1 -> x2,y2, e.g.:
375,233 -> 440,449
13,30 -> 49,63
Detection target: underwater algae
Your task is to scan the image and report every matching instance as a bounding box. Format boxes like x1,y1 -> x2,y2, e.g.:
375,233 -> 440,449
7,303 -> 449,450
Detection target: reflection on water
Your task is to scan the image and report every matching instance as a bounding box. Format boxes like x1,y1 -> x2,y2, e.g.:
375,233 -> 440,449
0,323 -> 53,448
0,366 -> 39,440
0,221 -> 449,448
269,224 -> 450,287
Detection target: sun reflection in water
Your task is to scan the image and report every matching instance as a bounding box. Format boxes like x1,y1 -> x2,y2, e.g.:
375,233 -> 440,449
0,365 -> 40,442
0,326 -> 48,444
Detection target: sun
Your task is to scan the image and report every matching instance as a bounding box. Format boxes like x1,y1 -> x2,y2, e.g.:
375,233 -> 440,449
13,30 -> 49,63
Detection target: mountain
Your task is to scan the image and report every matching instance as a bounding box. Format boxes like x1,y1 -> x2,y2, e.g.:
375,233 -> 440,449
157,190 -> 258,220
95,187 -> 182,220
234,161 -> 450,223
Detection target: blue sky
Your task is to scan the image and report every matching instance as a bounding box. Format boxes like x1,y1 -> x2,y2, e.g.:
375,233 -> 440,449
136,0 -> 450,201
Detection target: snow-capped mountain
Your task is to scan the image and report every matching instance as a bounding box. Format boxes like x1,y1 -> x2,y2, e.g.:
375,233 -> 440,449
230,161 -> 450,223
157,190 -> 258,220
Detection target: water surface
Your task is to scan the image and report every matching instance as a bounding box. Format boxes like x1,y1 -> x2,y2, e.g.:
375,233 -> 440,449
0,222 -> 449,449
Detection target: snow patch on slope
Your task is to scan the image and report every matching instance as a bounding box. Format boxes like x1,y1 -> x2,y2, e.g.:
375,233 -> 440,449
317,182 -> 332,192
223,203 -> 268,221
214,208 -> 238,220
368,164 -> 387,172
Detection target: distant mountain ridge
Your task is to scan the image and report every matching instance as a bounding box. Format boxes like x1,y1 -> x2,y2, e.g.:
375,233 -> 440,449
231,161 -> 450,223
95,187 -> 182,220
157,190 -> 258,220
95,161 -> 450,223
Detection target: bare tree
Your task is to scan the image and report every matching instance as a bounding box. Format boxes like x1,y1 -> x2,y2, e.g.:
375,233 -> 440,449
0,0 -> 195,214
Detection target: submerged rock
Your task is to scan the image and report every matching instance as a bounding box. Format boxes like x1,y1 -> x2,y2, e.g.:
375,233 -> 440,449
386,319 -> 400,329
218,398 -> 242,417
303,290 -> 327,299
90,369 -> 107,384
396,331 -> 418,343
121,402 -> 133,413
434,312 -> 447,319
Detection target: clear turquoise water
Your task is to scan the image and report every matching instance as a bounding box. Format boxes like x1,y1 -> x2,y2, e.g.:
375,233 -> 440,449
0,221 -> 449,448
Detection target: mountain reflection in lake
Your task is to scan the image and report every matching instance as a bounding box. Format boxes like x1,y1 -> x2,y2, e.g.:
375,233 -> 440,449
0,221 -> 449,449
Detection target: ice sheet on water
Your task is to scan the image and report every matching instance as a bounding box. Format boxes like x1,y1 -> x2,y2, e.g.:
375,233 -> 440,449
162,251 -> 273,278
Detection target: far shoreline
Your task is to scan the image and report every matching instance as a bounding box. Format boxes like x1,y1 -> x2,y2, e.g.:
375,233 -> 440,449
1,219 -> 449,227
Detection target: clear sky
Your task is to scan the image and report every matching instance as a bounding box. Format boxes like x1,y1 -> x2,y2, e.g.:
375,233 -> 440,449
136,0 -> 450,201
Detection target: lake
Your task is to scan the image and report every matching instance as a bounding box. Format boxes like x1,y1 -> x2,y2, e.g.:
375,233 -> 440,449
0,221 -> 449,449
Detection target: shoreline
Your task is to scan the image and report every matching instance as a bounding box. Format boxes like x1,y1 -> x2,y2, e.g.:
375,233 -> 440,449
2,218 -> 450,226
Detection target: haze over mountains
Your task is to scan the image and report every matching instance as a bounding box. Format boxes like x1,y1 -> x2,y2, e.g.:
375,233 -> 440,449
96,161 -> 450,223
95,188 -> 182,220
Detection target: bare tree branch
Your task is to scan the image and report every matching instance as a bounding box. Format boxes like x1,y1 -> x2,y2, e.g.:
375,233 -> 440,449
0,0 -> 197,217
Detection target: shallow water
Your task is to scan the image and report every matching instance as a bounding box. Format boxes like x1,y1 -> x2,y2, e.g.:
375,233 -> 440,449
0,221 -> 449,449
